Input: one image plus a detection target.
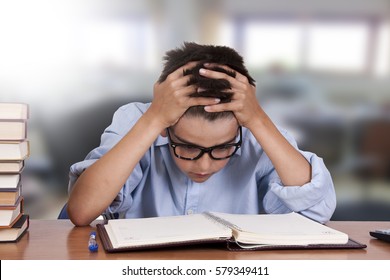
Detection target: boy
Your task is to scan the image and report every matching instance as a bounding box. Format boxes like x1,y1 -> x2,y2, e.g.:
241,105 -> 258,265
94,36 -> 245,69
67,42 -> 336,226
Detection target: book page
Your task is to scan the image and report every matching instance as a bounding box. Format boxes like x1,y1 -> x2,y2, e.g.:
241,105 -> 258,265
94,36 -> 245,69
0,174 -> 19,189
0,200 -> 21,226
0,121 -> 26,140
0,103 -> 28,119
209,212 -> 349,245
105,213 -> 232,248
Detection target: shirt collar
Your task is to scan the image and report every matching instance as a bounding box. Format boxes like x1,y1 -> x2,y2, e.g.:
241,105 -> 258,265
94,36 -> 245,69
155,134 -> 169,146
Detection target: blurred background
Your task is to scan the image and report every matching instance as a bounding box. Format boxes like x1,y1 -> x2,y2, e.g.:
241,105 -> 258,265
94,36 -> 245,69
0,0 -> 389,220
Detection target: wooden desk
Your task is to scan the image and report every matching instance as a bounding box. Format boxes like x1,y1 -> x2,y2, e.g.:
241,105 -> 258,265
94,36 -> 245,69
0,220 -> 389,260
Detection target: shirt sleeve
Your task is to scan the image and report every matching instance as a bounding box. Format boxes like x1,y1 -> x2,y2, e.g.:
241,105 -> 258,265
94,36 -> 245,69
261,129 -> 337,224
67,102 -> 150,215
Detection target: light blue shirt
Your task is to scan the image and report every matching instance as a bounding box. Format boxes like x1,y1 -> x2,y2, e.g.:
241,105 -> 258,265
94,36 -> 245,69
68,102 -> 336,223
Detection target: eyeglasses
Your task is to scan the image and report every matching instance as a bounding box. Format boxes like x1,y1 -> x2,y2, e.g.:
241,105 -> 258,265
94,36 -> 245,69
166,126 -> 242,161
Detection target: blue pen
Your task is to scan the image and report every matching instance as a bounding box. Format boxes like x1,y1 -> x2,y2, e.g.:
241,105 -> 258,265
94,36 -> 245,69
88,231 -> 98,252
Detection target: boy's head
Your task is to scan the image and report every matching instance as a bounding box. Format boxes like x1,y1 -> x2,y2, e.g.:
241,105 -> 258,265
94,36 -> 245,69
158,42 -> 255,121
159,43 -> 254,182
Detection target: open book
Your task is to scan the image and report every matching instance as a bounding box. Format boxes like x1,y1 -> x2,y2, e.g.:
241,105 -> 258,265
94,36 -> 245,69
97,212 -> 366,252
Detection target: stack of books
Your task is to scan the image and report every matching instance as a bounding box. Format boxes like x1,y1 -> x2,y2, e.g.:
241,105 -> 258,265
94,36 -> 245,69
0,103 -> 30,242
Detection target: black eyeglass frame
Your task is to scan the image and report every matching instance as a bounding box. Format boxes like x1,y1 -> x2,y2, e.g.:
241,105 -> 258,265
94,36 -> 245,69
166,126 -> 242,161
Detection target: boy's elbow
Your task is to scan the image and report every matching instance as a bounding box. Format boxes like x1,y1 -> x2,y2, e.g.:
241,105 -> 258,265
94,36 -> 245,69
69,215 -> 93,227
67,202 -> 95,226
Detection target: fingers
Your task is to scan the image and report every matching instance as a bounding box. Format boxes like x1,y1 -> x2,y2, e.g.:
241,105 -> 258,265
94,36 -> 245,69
167,61 -> 199,80
188,97 -> 221,107
159,61 -> 199,93
155,60 -> 256,117
204,102 -> 239,113
202,63 -> 248,83
175,84 -> 197,99
173,85 -> 220,107
200,69 -> 248,93
199,64 -> 258,119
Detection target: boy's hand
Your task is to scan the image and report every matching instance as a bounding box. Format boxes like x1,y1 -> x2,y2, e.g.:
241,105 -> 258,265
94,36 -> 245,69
148,61 -> 220,128
200,63 -> 263,129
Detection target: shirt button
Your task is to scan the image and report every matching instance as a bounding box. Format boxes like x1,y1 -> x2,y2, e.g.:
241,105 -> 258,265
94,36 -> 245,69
187,209 -> 194,215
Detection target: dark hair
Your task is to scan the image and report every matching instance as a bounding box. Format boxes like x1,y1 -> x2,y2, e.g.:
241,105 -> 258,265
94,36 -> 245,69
158,42 -> 255,121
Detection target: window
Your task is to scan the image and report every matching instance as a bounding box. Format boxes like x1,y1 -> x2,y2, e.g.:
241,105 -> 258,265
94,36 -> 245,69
243,22 -> 302,69
235,17 -> 386,76
306,22 -> 369,72
81,17 -> 156,70
374,21 -> 390,77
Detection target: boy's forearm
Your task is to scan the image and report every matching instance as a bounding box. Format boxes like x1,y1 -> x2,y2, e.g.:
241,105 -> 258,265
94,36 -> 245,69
67,112 -> 166,226
247,110 -> 311,187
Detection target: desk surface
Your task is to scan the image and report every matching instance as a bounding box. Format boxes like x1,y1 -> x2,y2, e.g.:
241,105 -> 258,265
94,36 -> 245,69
1,220 -> 389,260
